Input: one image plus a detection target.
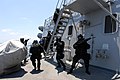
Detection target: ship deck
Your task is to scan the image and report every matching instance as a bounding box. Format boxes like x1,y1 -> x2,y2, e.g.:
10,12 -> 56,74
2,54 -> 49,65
0,58 -> 120,80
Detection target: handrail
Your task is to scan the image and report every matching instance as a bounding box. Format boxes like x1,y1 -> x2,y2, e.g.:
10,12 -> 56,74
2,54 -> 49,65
65,0 -> 76,6
44,0 -> 77,29
60,0 -> 76,7
56,0 -> 60,9
46,7 -> 65,54
55,0 -> 76,9
56,0 -> 64,9
44,16 -> 53,29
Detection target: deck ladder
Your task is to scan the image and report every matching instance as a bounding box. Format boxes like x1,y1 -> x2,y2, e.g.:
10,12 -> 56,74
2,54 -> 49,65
46,2 -> 78,58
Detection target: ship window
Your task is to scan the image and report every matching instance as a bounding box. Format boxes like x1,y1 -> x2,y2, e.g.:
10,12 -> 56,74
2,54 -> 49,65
68,25 -> 73,35
104,14 -> 117,33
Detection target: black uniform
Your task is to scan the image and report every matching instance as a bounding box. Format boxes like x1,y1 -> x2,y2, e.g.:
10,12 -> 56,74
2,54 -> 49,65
54,37 -> 66,70
53,8 -> 60,24
67,34 -> 91,75
29,40 -> 45,70
53,8 -> 62,32
44,31 -> 52,51
20,38 -> 28,65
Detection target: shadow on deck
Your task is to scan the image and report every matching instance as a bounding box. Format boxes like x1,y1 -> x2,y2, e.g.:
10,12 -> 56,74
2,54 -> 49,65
0,57 -> 118,80
45,58 -> 116,80
0,68 -> 27,79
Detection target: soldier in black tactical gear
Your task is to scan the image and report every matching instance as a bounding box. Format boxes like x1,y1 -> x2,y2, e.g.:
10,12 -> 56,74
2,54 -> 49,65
20,38 -> 29,65
53,8 -> 62,32
54,37 -> 66,70
29,40 -> 45,71
67,34 -> 91,75
53,8 -> 60,24
44,31 -> 52,51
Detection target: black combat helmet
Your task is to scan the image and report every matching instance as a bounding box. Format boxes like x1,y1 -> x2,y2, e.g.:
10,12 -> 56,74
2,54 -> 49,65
56,8 -> 60,13
33,40 -> 38,44
77,34 -> 83,39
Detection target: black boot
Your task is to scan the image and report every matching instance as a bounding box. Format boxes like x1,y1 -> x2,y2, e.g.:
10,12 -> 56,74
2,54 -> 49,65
56,62 -> 61,68
85,67 -> 91,75
56,65 -> 61,68
63,66 -> 66,71
59,60 -> 66,70
67,68 -> 73,74
85,70 -> 91,75
56,59 -> 61,68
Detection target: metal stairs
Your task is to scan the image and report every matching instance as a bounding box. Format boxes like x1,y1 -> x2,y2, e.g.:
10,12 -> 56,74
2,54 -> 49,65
46,7 -> 72,57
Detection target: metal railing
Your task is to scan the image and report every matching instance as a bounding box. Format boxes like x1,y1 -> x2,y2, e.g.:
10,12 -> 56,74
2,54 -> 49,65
43,16 -> 54,29
65,0 -> 76,5
43,0 -> 77,30
56,0 -> 76,9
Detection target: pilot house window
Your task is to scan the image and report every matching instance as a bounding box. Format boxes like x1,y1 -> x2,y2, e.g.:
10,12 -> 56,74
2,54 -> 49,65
104,14 -> 117,33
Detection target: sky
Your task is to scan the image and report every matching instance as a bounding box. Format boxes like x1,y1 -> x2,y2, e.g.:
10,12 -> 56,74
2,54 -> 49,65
0,0 -> 58,43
